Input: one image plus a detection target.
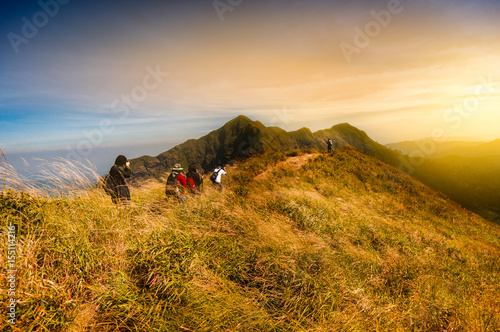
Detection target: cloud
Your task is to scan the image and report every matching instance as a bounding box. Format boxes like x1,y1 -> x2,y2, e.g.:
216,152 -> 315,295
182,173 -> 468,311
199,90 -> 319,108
1,0 -> 499,152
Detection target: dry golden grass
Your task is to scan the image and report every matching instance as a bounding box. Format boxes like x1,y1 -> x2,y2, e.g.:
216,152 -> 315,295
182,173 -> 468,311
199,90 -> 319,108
0,155 -> 101,197
1,148 -> 499,331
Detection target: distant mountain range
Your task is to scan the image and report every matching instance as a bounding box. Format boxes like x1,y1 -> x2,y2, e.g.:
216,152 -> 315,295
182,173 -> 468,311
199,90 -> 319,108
387,137 -> 500,222
433,140 -> 500,158
129,115 -> 500,223
386,139 -> 500,158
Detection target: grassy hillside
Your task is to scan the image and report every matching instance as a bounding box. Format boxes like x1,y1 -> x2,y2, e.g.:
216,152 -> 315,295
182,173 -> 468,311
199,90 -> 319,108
395,154 -> 500,222
386,138 -> 500,221
2,149 -> 500,331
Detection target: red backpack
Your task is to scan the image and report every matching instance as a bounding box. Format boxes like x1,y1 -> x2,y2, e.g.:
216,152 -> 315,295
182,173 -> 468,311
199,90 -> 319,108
186,177 -> 196,191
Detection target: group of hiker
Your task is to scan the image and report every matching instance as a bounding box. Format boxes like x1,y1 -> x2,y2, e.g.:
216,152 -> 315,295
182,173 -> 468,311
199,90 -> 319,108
106,139 -> 332,205
105,155 -> 226,205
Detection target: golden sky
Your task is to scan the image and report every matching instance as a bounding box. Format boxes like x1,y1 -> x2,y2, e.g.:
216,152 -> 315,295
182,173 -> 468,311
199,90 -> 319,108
2,0 -> 500,155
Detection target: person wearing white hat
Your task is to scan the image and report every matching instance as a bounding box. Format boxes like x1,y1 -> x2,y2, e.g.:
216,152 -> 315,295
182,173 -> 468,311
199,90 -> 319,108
165,163 -> 187,201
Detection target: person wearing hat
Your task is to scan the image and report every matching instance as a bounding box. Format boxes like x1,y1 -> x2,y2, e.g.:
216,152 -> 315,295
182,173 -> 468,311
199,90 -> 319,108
165,163 -> 187,201
109,155 -> 132,205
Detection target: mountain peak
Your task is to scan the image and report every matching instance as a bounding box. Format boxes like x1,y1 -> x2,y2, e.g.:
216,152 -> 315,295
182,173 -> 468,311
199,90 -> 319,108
234,114 -> 252,122
225,114 -> 253,126
331,122 -> 364,133
332,122 -> 353,128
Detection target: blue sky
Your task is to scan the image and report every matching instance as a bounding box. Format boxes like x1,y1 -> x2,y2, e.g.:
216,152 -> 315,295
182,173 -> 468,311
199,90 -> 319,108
1,0 -> 500,174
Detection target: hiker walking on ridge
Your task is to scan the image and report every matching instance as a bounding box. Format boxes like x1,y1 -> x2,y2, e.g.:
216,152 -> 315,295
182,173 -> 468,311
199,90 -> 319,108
109,155 -> 132,205
165,164 -> 187,202
326,138 -> 333,153
211,165 -> 227,193
186,164 -> 203,194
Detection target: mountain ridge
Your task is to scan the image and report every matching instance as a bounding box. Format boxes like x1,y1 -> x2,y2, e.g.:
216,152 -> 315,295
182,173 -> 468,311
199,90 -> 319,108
130,115 -> 398,180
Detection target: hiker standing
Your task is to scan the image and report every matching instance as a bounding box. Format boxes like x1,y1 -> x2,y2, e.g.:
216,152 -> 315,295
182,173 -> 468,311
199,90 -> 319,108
165,164 -> 187,201
211,165 -> 227,193
326,138 -> 333,153
109,155 -> 132,205
186,164 -> 203,194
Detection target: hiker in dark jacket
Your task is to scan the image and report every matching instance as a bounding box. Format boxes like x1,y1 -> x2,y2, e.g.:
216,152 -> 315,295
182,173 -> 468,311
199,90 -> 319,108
109,155 -> 132,205
326,138 -> 333,153
186,164 -> 204,194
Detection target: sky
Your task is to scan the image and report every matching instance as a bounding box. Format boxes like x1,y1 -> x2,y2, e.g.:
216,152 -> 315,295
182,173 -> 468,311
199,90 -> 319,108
1,0 -> 499,173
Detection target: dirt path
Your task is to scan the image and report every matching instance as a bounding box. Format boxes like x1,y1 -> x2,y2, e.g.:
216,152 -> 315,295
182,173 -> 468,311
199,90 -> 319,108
283,153 -> 320,168
255,153 -> 320,181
